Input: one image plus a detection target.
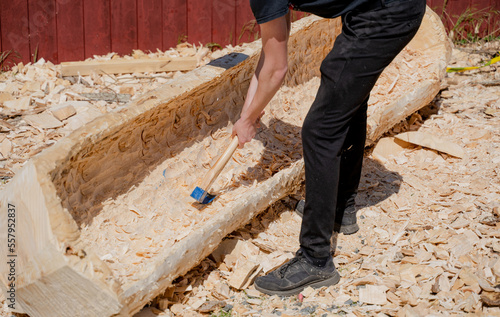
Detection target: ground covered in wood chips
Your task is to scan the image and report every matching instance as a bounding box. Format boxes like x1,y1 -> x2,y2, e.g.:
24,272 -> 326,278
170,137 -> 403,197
1,38 -> 499,316
133,42 -> 500,317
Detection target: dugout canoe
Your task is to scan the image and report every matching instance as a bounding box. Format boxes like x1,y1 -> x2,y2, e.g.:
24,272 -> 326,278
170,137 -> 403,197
0,7 -> 450,317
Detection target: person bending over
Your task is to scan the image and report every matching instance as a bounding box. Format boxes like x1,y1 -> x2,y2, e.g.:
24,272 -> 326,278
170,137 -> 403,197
231,0 -> 426,296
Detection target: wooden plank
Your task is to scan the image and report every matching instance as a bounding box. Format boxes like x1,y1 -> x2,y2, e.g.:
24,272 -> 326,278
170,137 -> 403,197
84,0 -> 111,59
137,0 -> 163,53
212,0 -> 236,47
187,0 -> 212,44
57,0 -> 85,62
60,56 -> 197,76
0,0 -> 30,64
28,0 -> 58,63
110,0 -> 138,56
235,0 -> 258,44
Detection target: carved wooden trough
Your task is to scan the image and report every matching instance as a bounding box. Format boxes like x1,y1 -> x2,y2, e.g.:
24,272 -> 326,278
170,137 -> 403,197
0,8 -> 450,317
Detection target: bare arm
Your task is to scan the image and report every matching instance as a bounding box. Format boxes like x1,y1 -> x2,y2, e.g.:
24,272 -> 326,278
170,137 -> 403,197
232,13 -> 291,148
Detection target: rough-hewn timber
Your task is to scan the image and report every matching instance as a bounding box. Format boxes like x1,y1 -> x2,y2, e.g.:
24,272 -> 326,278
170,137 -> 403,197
0,8 -> 450,317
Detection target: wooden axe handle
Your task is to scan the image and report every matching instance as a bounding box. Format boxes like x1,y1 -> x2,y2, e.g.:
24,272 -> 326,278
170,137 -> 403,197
199,136 -> 239,192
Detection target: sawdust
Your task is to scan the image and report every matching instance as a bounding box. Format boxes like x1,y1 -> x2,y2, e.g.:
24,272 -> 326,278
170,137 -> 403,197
0,12 -> 493,317
133,41 -> 500,316
74,43 -> 428,292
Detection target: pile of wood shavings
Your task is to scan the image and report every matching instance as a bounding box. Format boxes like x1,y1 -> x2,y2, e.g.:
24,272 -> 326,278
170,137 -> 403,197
0,42 -> 252,191
133,41 -> 500,317
76,44 -> 424,291
76,75 -> 318,290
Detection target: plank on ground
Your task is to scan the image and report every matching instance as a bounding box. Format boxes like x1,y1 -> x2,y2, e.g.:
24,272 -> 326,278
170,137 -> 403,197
84,0 -> 111,58
60,57 -> 197,76
57,0 -> 85,62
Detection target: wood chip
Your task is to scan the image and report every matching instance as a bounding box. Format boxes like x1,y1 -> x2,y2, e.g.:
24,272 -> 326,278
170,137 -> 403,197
481,290 -> 500,307
372,137 -> 411,163
3,96 -> 31,111
197,300 -> 226,313
395,131 -> 465,158
228,261 -> 260,290
432,274 -> 451,293
0,139 -> 12,158
359,285 -> 388,305
51,104 -> 77,121
0,92 -> 14,103
24,112 -> 63,129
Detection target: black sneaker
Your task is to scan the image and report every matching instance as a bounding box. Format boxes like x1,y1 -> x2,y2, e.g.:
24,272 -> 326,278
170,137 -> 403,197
254,249 -> 340,296
295,200 -> 359,235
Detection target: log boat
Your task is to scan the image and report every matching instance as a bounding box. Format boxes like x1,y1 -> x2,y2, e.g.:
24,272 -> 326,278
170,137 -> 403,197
0,7 -> 450,317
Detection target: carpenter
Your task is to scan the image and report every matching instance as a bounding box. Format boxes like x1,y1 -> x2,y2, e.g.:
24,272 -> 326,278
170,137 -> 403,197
231,0 -> 426,295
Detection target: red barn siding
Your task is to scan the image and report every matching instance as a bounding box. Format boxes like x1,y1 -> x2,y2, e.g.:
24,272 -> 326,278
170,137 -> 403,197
111,0 -> 138,55
163,0 -> 186,49
0,0 -> 498,66
236,0 -> 258,44
84,0 -> 111,59
213,0 -> 236,46
187,0 -> 212,45
138,0 -> 163,52
57,0 -> 85,63
29,0 -> 58,63
1,1 -> 30,66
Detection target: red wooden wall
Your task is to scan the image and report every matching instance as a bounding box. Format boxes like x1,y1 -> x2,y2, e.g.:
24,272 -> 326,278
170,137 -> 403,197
0,0 -> 498,67
428,0 -> 500,40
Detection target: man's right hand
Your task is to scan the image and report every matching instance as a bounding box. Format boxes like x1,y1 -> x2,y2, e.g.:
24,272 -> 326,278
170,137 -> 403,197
231,111 -> 264,148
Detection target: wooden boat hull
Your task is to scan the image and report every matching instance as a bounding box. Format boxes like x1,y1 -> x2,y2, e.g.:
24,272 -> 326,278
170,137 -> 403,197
0,8 -> 450,317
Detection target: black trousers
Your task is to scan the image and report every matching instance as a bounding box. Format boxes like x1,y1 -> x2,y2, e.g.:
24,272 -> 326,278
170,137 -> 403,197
299,0 -> 426,258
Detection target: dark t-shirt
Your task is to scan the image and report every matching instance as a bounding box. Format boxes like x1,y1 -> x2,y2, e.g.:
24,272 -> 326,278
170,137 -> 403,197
250,0 -> 369,24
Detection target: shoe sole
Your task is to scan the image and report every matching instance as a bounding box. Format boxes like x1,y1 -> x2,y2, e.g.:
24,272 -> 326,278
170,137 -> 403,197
254,271 -> 341,297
